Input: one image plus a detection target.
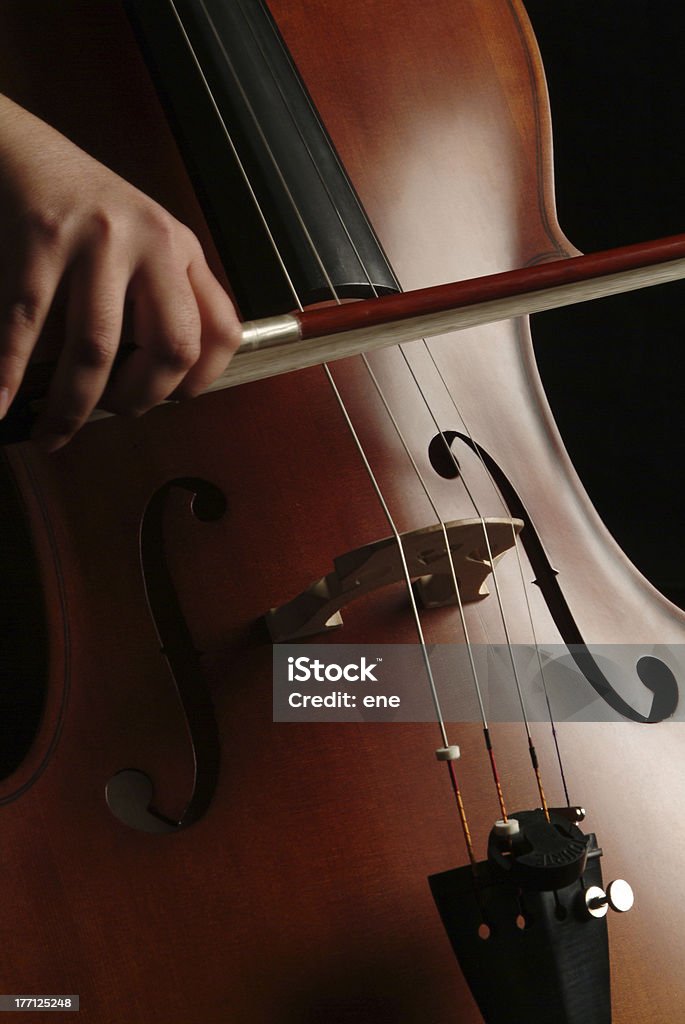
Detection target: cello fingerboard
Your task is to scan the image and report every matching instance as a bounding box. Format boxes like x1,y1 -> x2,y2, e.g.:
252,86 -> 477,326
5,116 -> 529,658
124,0 -> 399,318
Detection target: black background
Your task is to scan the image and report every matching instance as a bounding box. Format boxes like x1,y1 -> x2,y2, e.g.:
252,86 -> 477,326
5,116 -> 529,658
522,1 -> 685,607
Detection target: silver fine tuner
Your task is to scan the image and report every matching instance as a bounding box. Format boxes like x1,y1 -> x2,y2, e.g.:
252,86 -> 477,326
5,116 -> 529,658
584,879 -> 634,919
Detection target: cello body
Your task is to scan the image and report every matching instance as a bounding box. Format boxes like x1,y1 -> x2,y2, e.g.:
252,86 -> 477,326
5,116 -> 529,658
0,2 -> 683,1021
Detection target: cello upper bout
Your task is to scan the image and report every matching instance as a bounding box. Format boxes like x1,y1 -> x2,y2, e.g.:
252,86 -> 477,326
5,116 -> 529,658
271,0 -> 579,286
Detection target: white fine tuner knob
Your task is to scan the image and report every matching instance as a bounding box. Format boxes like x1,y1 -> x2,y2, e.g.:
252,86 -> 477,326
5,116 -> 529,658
435,745 -> 460,761
493,818 -> 521,838
585,879 -> 634,919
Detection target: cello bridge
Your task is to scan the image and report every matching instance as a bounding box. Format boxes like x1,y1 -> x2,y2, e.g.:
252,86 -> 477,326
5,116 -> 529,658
265,516 -> 523,642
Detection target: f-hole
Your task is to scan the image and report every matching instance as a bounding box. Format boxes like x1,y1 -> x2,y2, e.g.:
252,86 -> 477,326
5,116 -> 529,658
105,477 -> 225,833
428,430 -> 679,724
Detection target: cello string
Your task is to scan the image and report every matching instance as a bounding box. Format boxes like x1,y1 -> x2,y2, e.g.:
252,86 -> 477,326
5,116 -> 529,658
358,354 -> 508,819
371,340 -> 553,817
164,0 -> 312,303
421,339 -> 568,809
318,371 -> 478,856
511,530 -> 571,806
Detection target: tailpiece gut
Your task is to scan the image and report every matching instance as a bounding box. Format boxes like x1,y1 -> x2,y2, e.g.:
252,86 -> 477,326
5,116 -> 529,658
430,807 -> 633,1023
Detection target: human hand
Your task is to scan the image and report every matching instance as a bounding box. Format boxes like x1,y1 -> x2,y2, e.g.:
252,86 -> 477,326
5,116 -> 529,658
0,94 -> 242,450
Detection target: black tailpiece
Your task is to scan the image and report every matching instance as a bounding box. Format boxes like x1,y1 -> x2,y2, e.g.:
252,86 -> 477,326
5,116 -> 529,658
430,809 -> 610,1023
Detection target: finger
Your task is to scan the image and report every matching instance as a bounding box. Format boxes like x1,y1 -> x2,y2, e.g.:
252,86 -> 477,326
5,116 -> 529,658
103,260 -> 202,415
0,253 -> 64,418
170,254 -> 242,399
31,248 -> 127,450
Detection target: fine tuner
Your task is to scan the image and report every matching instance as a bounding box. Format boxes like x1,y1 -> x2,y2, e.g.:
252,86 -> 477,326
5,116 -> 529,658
584,880 -> 635,919
490,809 -> 634,918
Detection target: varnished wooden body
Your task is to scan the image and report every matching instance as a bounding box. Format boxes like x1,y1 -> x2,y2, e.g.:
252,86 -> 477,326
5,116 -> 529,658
0,2 -> 683,1022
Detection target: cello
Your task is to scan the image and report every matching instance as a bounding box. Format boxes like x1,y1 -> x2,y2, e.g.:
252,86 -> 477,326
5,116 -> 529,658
0,1 -> 683,1021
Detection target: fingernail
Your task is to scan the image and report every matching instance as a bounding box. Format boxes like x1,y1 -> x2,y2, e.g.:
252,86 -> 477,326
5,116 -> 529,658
0,387 -> 9,420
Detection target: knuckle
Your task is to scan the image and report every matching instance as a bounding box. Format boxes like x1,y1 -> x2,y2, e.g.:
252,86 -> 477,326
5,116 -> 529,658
179,225 -> 203,259
141,205 -> 201,263
87,207 -> 119,246
5,292 -> 43,330
151,333 -> 200,374
208,315 -> 243,357
70,331 -> 117,371
23,207 -> 65,248
142,203 -> 178,245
